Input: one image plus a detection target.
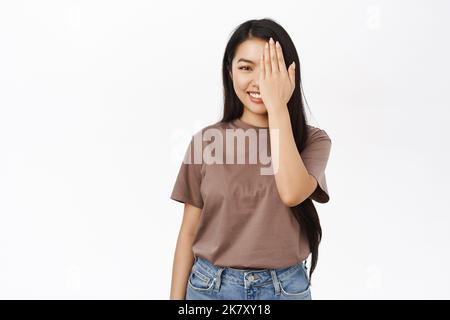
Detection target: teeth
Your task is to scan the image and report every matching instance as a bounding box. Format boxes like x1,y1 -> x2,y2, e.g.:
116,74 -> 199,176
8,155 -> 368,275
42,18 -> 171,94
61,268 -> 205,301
249,92 -> 261,98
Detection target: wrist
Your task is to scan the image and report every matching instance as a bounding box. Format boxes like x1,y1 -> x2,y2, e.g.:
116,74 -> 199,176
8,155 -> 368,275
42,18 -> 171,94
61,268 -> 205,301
267,104 -> 288,116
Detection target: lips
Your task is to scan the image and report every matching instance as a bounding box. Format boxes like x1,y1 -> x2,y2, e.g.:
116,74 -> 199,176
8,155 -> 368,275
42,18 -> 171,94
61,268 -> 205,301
247,92 -> 264,104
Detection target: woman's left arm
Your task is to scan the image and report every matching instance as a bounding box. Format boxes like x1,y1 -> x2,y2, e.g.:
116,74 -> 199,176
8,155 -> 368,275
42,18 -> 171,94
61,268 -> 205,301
259,38 -> 317,207
267,107 -> 317,207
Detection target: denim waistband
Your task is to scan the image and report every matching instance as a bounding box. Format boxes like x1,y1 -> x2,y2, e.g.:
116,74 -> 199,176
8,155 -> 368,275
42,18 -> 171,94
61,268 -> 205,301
193,255 -> 306,287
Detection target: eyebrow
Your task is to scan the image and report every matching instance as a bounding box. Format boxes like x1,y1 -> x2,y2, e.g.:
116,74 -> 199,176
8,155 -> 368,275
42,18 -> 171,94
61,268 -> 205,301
236,58 -> 256,64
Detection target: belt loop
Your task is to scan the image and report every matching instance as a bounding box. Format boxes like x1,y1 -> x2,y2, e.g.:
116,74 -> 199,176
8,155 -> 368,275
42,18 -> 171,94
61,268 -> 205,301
270,269 -> 281,295
214,267 -> 225,292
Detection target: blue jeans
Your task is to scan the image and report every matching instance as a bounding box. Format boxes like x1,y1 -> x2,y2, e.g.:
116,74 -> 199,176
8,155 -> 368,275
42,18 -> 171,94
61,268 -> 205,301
185,256 -> 312,300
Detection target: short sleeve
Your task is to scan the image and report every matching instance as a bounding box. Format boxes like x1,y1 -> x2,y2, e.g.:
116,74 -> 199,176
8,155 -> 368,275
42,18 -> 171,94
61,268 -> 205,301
170,135 -> 204,209
301,127 -> 332,203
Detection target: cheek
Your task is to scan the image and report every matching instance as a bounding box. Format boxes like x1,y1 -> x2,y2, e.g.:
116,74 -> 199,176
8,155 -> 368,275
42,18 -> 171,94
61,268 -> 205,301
234,77 -> 250,92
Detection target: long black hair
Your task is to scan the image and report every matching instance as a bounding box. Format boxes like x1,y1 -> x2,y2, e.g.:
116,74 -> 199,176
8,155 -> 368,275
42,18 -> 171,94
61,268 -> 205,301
219,18 -> 322,282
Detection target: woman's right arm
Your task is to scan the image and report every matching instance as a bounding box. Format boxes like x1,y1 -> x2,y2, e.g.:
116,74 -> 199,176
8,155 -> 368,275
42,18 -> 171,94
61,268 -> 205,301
170,203 -> 202,300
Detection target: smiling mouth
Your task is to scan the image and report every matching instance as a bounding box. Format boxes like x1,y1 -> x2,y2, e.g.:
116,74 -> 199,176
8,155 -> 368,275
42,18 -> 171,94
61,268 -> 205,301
247,92 -> 264,104
247,91 -> 261,98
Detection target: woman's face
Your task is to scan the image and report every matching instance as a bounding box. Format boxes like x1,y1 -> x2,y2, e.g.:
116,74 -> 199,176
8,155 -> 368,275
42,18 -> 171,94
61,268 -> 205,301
229,37 -> 268,115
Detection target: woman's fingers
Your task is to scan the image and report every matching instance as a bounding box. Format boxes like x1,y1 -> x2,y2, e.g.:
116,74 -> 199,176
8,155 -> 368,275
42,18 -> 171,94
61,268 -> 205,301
260,51 -> 265,79
264,41 -> 271,76
269,38 -> 279,74
275,40 -> 287,74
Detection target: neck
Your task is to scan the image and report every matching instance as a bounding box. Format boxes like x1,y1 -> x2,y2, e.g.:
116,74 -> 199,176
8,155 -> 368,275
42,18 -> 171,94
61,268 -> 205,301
240,110 -> 269,128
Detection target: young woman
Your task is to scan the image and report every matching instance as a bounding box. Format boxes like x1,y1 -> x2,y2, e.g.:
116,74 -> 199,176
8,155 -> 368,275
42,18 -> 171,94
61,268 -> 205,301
169,18 -> 331,300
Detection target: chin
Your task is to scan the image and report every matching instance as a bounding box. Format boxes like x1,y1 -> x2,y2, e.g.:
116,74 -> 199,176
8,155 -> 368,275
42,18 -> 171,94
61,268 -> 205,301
244,102 -> 268,115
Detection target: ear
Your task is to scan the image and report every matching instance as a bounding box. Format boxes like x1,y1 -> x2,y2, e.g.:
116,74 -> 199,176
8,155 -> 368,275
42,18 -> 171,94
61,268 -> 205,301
229,70 -> 232,79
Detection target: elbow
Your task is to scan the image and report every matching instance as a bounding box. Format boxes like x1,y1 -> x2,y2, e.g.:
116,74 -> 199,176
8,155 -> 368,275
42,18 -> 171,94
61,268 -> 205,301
280,192 -> 306,207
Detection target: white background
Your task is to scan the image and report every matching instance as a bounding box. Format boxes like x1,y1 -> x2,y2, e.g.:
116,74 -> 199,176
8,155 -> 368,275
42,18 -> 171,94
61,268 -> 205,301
1,0 -> 449,299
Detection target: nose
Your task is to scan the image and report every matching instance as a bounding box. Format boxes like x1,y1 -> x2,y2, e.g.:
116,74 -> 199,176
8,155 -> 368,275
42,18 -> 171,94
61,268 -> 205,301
249,79 -> 259,91
252,73 -> 259,84
249,70 -> 260,91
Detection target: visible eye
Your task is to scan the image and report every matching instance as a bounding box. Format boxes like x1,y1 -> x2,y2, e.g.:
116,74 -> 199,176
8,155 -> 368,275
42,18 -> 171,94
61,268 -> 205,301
238,66 -> 251,71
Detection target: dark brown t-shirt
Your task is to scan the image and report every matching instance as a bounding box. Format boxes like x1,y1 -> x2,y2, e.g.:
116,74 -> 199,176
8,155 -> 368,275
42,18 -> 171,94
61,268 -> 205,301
170,118 -> 332,269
